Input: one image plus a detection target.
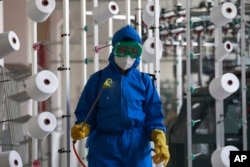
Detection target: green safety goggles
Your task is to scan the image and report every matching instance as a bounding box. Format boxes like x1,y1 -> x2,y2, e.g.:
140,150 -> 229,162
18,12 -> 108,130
114,41 -> 142,58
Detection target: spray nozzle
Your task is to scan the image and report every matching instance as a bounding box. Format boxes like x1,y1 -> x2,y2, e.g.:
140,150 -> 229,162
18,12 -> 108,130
103,78 -> 112,88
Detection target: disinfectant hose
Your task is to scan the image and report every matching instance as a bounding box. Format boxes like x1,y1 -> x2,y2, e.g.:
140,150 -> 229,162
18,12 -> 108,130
73,142 -> 87,167
73,78 -> 112,167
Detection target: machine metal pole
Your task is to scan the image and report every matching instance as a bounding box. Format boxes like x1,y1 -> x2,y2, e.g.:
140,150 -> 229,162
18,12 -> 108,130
0,1 -> 3,66
81,0 -> 87,86
93,0 -> 99,72
175,35 -> 183,115
108,18 -> 113,54
154,0 -> 160,94
62,0 -> 71,166
185,1 -> 193,167
80,0 -> 88,164
240,0 -> 248,150
214,0 -> 225,149
137,0 -> 142,71
125,0 -> 131,25
31,21 -> 39,165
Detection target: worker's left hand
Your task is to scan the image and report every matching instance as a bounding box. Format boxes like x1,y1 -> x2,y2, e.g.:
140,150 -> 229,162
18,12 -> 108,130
151,129 -> 170,166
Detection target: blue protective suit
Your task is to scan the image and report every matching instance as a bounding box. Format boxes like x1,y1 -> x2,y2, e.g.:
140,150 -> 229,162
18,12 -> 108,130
74,25 -> 166,167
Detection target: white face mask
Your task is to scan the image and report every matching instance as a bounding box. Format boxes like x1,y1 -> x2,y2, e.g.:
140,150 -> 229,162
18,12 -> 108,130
114,55 -> 136,70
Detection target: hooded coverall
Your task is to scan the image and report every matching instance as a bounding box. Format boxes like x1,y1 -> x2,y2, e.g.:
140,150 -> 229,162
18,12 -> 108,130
74,25 -> 166,167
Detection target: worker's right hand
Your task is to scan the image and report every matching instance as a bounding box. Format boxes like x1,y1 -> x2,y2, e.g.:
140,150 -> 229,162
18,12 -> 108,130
71,122 -> 91,142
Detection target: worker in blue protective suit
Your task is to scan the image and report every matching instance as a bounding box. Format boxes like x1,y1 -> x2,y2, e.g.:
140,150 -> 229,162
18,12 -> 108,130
71,25 -> 170,167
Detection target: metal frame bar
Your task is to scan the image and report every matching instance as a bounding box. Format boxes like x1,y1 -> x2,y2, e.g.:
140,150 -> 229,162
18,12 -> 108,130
62,0 -> 71,166
240,0 -> 248,150
185,1 -> 193,167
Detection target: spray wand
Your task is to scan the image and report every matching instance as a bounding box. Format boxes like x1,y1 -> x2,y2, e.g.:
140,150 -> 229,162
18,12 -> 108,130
72,78 -> 112,166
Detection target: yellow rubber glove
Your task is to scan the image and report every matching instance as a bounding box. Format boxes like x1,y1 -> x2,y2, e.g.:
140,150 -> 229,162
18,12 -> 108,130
71,122 -> 91,143
151,129 -> 170,166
